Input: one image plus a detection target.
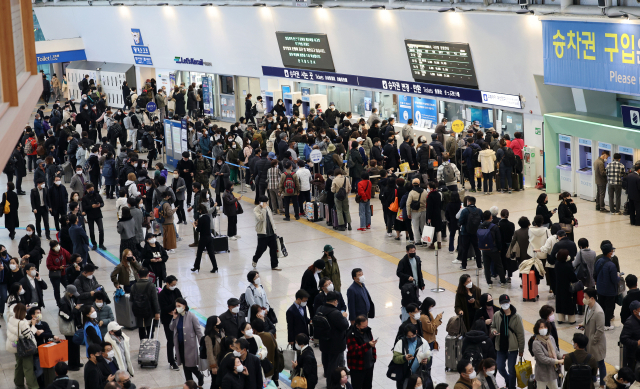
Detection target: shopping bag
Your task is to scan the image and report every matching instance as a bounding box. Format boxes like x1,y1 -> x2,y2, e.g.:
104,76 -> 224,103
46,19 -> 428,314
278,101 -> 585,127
38,341 -> 69,368
515,358 -> 533,388
474,167 -> 482,179
389,197 -> 399,213
396,209 -> 404,222
276,236 -> 288,258
399,162 -> 410,173
283,346 -> 297,371
421,225 -> 436,245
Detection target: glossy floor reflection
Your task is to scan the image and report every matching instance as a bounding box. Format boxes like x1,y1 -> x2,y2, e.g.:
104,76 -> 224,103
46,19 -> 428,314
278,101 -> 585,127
0,166 -> 635,389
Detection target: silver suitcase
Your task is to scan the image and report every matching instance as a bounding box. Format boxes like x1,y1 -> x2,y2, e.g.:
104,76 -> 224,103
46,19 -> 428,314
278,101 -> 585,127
445,335 -> 463,372
138,320 -> 160,368
114,293 -> 137,329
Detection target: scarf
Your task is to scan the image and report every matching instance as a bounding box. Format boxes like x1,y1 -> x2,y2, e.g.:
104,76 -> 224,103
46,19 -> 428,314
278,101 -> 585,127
536,334 -> 558,368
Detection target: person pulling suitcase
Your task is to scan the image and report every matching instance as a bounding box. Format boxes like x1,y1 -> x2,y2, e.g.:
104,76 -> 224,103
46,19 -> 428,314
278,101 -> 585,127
251,196 -> 281,271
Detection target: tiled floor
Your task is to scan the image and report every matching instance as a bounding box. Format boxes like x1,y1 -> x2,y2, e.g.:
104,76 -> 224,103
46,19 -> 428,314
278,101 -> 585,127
0,112 -> 635,388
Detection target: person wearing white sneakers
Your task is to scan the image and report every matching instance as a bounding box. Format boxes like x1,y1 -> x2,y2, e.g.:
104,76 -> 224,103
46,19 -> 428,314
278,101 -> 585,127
251,196 -> 281,271
579,287 -> 607,387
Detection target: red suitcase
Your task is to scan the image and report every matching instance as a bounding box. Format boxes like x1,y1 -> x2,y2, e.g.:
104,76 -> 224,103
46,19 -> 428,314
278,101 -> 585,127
522,270 -> 538,302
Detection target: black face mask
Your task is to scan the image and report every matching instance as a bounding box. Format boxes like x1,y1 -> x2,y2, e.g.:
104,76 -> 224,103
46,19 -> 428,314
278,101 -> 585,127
123,380 -> 132,389
408,253 -> 416,258
113,330 -> 122,337
328,251 -> 334,257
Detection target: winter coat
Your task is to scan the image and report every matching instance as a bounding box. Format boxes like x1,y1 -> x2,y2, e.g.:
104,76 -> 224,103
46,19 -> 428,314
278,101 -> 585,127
583,302 -> 606,361
73,273 -> 101,305
103,331 -> 134,376
536,203 -> 554,226
489,305 -> 525,353
253,205 -> 277,236
426,190 -> 443,232
527,227 -> 550,259
69,224 -> 89,264
454,286 -> 482,331
531,337 -> 561,382
405,187 -> 427,218
5,316 -> 37,354
558,200 -> 577,225
94,303 -> 115,337
478,149 -> 496,174
462,329 -> 496,361
110,261 -> 141,288
320,254 -> 341,292
1,190 -> 20,230
555,260 -> 578,315
142,242 -> 168,282
48,184 -> 68,217
573,248 -> 597,288
594,256 -> 620,297
173,92 -> 186,116
170,311 -> 203,367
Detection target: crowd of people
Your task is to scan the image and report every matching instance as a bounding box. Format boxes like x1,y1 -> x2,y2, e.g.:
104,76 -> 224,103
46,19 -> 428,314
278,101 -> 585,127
3,76 -> 640,389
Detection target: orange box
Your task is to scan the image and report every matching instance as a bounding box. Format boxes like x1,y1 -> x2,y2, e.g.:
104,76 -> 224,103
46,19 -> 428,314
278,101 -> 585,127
38,340 -> 68,368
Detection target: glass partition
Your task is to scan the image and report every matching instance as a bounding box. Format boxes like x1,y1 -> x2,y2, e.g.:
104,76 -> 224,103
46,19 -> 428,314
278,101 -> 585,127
497,110 -> 524,137
376,92 -> 398,120
351,89 -> 373,117
327,86 -> 351,113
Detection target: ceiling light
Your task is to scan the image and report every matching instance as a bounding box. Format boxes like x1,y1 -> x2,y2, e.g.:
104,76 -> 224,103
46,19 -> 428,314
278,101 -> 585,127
370,5 -> 385,9
438,7 -> 454,12
607,12 -> 629,18
515,9 -> 534,14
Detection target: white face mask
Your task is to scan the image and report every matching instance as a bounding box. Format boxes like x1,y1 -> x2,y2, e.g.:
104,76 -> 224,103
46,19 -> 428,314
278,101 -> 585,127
300,301 -> 307,307
19,289 -> 25,295
254,278 -> 260,285
53,246 -> 60,252
133,163 -> 138,168
539,328 -> 548,336
10,264 -> 17,270
548,314 -> 555,322
177,306 -> 185,314
359,276 -> 365,283
55,181 -> 61,186
233,350 -> 242,357
26,231 -> 33,236
89,311 -> 97,319
326,284 -> 334,292
295,344 -> 301,350
148,238 -> 156,244
107,350 -> 115,359
468,371 -> 477,380
501,303 -> 510,310
30,270 -> 37,277
235,364 -> 244,373
486,369 -> 495,376
169,285 -> 177,291
86,274 -> 94,280
231,306 -> 240,314
315,269 -> 322,274
76,171 -> 82,175
244,329 -> 253,337
413,313 -> 421,321
465,282 -> 473,289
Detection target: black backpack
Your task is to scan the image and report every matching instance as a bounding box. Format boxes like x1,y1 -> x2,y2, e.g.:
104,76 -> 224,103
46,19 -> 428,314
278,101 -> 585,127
312,308 -> 332,341
575,250 -> 590,284
566,353 -> 592,389
131,282 -> 153,318
461,343 -> 484,370
410,191 -> 423,211
400,282 -> 419,307
465,207 -> 482,235
335,178 -> 347,201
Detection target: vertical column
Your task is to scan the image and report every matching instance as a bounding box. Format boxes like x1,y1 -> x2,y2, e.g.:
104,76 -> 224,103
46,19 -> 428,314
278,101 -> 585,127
0,0 -> 18,106
20,0 -> 36,75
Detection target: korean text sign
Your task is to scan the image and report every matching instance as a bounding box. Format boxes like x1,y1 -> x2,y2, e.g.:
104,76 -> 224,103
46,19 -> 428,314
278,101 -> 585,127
544,20 -> 640,95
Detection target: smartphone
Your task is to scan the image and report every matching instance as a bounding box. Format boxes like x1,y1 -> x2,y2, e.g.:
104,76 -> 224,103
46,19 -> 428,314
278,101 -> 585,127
374,337 -> 379,342
553,208 -> 558,212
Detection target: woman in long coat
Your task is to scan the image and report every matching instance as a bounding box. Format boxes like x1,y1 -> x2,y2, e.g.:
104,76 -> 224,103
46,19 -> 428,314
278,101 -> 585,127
555,249 -> 578,324
425,182 -> 443,248
0,182 -> 19,240
173,88 -> 186,117
170,298 -> 205,385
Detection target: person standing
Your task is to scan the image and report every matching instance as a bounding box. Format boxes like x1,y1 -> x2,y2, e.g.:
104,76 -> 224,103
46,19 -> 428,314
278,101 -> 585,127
130,268 -> 160,339
222,183 -> 240,241
292,334 -> 318,389
357,172 -> 372,231
593,243 -> 619,330
84,344 -> 114,389
48,176 -> 68,231
171,170 -> 187,224
561,333 -> 597,389
347,268 -> 373,325
158,275 -> 182,371
530,319 -> 563,389
7,303 -> 40,389
621,275 -> 640,324
397,244 -> 425,319
279,161 -> 301,221
594,150 -> 609,212
623,163 -> 640,225
251,196 -> 280,271
177,152 -> 195,206
171,298 -> 205,386
554,249 -> 578,324
346,316 -> 377,389
30,179 -> 51,240
478,211 -> 506,288
620,300 -> 640,370
82,183 -> 106,251
457,196 -> 483,270
607,153 -> 626,215
46,240 -> 69,307
191,204 -> 218,273
1,182 -> 20,240
286,290 -> 310,346
478,143 -> 497,194
315,292 -> 350,386
18,225 -> 45,271
490,295 -> 525,389
580,287 -> 607,387
330,169 -> 352,231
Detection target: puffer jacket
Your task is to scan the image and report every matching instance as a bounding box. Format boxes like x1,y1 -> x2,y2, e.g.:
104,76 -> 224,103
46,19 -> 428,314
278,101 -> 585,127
254,155 -> 271,185
478,149 -> 496,174
6,316 -> 37,354
528,227 -> 550,259
461,330 -> 496,361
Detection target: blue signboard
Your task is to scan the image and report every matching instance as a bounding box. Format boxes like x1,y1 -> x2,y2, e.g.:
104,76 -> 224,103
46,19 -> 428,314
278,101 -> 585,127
202,77 -> 212,116
146,102 -> 157,113
36,50 -> 87,65
134,56 -> 153,66
131,46 -> 150,55
621,105 -> 640,132
398,95 -> 412,124
262,66 -> 483,103
413,97 -> 438,128
131,28 -> 144,46
544,20 -> 640,95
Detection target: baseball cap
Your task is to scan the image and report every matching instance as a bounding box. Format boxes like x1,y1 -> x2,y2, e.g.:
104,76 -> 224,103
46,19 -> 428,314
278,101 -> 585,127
630,300 -> 640,312
499,294 -> 510,305
66,285 -> 80,297
107,322 -> 123,332
356,137 -> 364,142
473,120 -> 480,125
267,152 -> 276,159
602,243 -> 615,255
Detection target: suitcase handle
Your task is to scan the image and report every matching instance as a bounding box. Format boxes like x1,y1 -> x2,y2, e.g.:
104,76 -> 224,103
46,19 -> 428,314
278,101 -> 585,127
149,319 -> 160,340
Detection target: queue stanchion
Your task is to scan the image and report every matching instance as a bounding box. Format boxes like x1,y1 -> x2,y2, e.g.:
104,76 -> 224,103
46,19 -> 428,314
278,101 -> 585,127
431,245 -> 445,293
238,166 -> 246,194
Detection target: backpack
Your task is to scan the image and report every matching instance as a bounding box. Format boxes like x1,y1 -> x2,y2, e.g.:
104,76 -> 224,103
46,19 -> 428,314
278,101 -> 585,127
239,293 -> 251,316
131,282 -> 153,318
465,208 -> 482,235
503,147 -> 516,167
347,153 -> 356,169
322,154 -> 336,175
78,81 -> 83,90
410,191 -> 423,211
124,94 -> 132,107
335,177 -> 347,201
251,103 -> 258,116
108,123 -> 121,137
443,164 -> 456,183
461,343 -> 484,369
400,282 -> 419,307
566,353 -> 593,389
477,224 -> 495,251
283,172 -> 296,195
102,160 -> 115,179
123,116 -> 132,131
575,250 -> 590,284
311,308 -> 332,341
471,147 -> 481,167
154,200 -> 167,223
137,183 -> 147,198
25,138 -> 35,154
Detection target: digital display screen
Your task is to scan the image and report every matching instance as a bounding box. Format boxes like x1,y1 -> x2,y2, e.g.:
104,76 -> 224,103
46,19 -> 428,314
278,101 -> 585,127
404,40 -> 479,89
275,32 -> 335,72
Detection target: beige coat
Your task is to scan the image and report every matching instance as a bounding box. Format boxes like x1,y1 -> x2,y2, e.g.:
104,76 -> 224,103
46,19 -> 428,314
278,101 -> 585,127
254,205 -> 277,235
330,175 -> 351,195
279,171 -> 301,197
582,302 -> 606,361
405,189 -> 427,218
104,331 -> 135,376
479,149 -> 497,173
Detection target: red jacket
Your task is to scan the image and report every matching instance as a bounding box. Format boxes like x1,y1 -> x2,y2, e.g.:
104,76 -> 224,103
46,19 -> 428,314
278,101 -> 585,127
46,247 -> 70,275
357,180 -> 372,202
26,137 -> 38,156
346,326 -> 377,370
510,138 -> 524,159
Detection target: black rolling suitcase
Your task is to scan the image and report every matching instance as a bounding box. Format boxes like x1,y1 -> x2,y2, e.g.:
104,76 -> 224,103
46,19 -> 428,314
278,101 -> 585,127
138,320 -> 160,368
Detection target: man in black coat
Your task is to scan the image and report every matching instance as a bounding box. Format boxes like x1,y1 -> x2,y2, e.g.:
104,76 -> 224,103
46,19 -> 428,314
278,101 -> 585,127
45,362 -> 80,389
12,143 -> 26,195
479,210 -> 506,287
621,274 -> 640,324
30,178 -> 51,239
370,138 -> 384,167
396,244 -> 425,290
622,163 -> 640,225
219,297 -> 247,338
81,183 -> 105,250
315,292 -> 350,386
19,263 -> 48,308
292,334 -> 318,389
158,275 -> 183,370
48,176 -> 68,231
286,289 -> 310,344
549,230 -> 578,266
176,151 -> 195,206
253,151 -> 271,205
399,137 -> 416,170
620,300 -> 640,369
84,344 -> 114,389
383,138 -> 399,172
235,338 -> 263,389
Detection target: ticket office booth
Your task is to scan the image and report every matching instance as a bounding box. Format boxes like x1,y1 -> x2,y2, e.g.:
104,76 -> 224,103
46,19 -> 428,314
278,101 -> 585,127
264,91 -> 281,114
283,92 -> 301,116
577,138 -> 595,201
558,134 -> 576,195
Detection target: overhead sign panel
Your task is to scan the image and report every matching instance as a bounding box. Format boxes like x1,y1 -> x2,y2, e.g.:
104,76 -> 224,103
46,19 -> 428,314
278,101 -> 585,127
275,32 -> 335,72
404,40 -> 479,89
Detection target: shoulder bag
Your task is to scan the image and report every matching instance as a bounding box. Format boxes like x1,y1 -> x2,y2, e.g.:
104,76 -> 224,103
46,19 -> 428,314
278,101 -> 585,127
291,364 -> 307,389
388,190 -> 399,212
16,321 -> 38,357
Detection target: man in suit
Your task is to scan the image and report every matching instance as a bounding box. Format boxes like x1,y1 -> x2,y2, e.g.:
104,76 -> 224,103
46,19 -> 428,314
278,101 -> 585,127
219,297 -> 247,338
19,263 -> 48,308
30,178 -> 51,240
235,338 -> 263,389
580,287 -> 606,387
292,334 -> 318,389
623,163 -> 640,225
68,214 -> 90,266
97,342 -> 119,376
84,344 -> 114,389
347,268 -> 373,325
286,289 -> 310,345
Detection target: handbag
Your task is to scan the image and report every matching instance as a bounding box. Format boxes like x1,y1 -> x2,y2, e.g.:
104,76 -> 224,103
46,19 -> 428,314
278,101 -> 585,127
235,200 -> 244,215
267,307 -> 278,324
58,316 -> 76,336
317,190 -> 328,204
474,167 -> 482,179
72,328 -> 85,346
49,270 -> 62,278
260,357 -> 274,375
421,225 -> 436,245
559,223 -> 573,233
388,190 -> 399,212
618,276 -> 627,295
3,196 -> 10,214
283,345 -> 297,371
386,359 -> 406,382
399,162 -> 410,173
396,209 -> 404,222
570,280 -> 584,294
515,358 -> 533,389
355,182 -> 370,203
16,322 -> 38,357
291,369 -> 307,389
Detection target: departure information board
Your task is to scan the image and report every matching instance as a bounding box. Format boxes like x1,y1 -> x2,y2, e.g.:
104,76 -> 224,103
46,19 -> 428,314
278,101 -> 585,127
275,32 -> 335,72
404,40 -> 479,89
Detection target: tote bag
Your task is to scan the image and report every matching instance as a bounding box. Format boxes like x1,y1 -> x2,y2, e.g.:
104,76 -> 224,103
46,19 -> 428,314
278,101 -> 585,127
421,225 -> 436,245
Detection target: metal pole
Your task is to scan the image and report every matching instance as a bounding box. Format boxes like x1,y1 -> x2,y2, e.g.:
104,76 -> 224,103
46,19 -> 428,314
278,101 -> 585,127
431,248 -> 445,293
238,166 -> 247,194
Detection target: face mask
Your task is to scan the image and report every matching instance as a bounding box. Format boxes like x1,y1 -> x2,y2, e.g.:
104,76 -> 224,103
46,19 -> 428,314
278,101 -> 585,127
113,330 -> 122,337
295,344 -> 301,350
95,302 -> 104,308
53,246 -> 60,252
315,269 -> 322,274
407,337 -> 416,343
244,329 -> 253,337
107,350 -> 115,359
126,256 -> 134,261
133,163 -> 138,168
10,264 -> 17,270
146,185 -> 151,190
73,196 -> 78,201
86,274 -> 94,280
233,350 -> 242,357
76,171 -> 82,175
539,328 -> 548,336
55,181 -> 61,186
123,381 -> 132,389
359,276 -> 365,283
501,303 -> 510,310
19,289 -> 25,295
583,298 -> 589,305
206,193 -> 210,199
548,314 -> 555,322
177,306 -> 185,314
465,282 -> 473,289
326,284 -> 334,292
468,371 -> 477,380
300,301 -> 307,307
89,311 -> 97,319
413,313 -> 421,320
26,231 -> 33,236
232,306 -> 240,314
169,285 -> 177,290
236,365 -> 244,373
148,238 -> 156,244
486,369 -> 495,376
254,277 -> 261,285
30,270 -> 37,277
408,252 -> 416,258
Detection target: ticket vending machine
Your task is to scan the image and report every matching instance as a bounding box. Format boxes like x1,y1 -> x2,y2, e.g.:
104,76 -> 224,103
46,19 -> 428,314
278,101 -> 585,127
264,90 -> 281,114
577,138 -> 595,201
301,96 -> 311,118
283,92 -> 301,116
557,134 -> 576,195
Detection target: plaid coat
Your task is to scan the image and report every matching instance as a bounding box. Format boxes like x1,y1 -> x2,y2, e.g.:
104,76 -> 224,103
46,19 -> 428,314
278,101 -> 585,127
346,325 -> 377,370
